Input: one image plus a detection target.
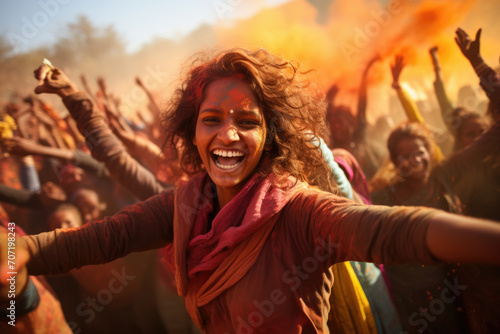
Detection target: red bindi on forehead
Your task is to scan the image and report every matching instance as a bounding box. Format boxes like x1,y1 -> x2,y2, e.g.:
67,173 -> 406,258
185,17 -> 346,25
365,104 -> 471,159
206,78 -> 258,111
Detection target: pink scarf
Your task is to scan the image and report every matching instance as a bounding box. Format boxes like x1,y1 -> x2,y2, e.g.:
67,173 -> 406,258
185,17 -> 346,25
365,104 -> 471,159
172,172 -> 304,327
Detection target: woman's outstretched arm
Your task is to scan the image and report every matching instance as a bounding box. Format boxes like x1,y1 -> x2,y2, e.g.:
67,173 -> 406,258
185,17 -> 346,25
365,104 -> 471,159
426,211 -> 500,265
14,190 -> 174,277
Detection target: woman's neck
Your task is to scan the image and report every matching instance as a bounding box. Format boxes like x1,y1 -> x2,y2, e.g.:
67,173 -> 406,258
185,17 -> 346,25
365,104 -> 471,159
215,185 -> 242,210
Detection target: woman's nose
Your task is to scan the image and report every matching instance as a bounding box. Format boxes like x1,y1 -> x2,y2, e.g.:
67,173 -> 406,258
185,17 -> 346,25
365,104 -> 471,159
217,121 -> 239,143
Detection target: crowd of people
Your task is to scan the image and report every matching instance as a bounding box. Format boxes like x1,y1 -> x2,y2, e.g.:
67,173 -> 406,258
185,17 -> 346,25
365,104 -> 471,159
0,26 -> 499,333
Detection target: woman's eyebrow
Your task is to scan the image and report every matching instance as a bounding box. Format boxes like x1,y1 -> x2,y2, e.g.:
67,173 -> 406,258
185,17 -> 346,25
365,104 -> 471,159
199,108 -> 261,118
238,110 -> 261,117
199,108 -> 222,115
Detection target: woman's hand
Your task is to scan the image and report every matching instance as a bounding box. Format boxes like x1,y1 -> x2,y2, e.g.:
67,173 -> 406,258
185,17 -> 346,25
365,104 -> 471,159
455,28 -> 482,66
34,66 -> 78,98
3,136 -> 39,156
390,54 -> 406,89
39,181 -> 67,207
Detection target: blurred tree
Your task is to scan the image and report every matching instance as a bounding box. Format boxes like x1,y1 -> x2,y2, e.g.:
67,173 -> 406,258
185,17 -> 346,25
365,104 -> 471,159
52,16 -> 126,77
0,37 -> 14,62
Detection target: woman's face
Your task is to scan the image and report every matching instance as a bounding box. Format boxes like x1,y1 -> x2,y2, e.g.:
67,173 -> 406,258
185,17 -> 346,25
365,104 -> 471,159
393,137 -> 431,181
194,77 -> 267,202
327,108 -> 355,145
459,117 -> 487,148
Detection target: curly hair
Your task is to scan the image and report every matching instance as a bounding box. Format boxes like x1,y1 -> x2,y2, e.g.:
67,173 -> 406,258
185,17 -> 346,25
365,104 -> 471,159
369,122 -> 438,192
450,107 -> 487,151
387,122 -> 435,163
162,48 -> 337,193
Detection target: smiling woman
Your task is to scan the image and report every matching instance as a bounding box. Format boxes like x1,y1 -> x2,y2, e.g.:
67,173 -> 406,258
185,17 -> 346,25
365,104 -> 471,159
163,49 -> 338,197
194,77 -> 267,207
2,47 -> 500,334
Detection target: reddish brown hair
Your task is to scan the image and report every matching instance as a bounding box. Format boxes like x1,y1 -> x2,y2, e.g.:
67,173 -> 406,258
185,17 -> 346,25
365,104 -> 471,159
162,48 -> 337,193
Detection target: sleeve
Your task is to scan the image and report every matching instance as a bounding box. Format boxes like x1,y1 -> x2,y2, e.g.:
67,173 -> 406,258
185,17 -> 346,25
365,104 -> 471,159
310,136 -> 353,199
433,78 -> 456,135
472,60 -> 500,111
395,86 -> 444,161
441,119 -> 500,181
21,190 -> 175,276
19,157 -> 41,192
284,189 -> 438,267
0,278 -> 40,319
62,92 -> 166,200
0,184 -> 43,209
395,86 -> 424,123
72,149 -> 109,179
126,135 -> 164,175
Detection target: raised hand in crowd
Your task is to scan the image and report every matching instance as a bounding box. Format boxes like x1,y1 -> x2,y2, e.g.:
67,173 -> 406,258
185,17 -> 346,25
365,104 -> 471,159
135,75 -> 163,143
429,46 -> 442,77
34,66 -> 77,98
79,73 -> 96,101
390,54 -> 406,89
455,27 -> 500,116
96,75 -> 109,100
38,181 -> 67,207
455,28 -> 482,66
3,136 -> 42,157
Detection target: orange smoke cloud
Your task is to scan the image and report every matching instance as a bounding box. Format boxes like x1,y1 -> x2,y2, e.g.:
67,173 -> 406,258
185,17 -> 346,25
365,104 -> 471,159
214,0 -> 496,120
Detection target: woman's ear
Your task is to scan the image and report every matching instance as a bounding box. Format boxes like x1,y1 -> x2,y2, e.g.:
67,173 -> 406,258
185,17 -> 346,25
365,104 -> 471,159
193,136 -> 197,146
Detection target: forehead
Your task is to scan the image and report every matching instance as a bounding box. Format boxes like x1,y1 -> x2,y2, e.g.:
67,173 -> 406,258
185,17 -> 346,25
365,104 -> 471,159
50,209 -> 78,221
62,166 -> 84,178
462,117 -> 486,129
396,137 -> 426,154
75,190 -> 99,204
201,77 -> 260,110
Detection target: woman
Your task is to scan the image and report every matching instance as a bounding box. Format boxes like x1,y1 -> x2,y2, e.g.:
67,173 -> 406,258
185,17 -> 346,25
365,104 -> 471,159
429,47 -> 489,153
2,48 -> 500,334
370,122 -> 460,210
370,122 -> 466,333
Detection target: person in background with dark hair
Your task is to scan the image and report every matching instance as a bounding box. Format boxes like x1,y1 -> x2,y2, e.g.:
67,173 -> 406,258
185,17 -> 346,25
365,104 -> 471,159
429,46 -> 489,153
371,121 -> 465,333
326,57 -> 385,180
452,27 -> 500,334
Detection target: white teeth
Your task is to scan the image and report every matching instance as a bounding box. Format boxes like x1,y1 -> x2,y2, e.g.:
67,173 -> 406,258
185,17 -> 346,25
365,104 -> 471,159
212,149 -> 244,158
214,160 -> 241,169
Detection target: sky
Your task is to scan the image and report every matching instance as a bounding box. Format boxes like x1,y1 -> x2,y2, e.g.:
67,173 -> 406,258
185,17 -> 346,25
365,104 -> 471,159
0,0 -> 291,54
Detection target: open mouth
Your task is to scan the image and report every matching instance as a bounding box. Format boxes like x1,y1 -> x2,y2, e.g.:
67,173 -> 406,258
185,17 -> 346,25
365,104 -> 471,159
211,149 -> 245,170
411,160 -> 428,176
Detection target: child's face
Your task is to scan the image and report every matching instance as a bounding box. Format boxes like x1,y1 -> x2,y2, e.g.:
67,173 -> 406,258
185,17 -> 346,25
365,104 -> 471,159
74,190 -> 106,222
48,210 -> 82,230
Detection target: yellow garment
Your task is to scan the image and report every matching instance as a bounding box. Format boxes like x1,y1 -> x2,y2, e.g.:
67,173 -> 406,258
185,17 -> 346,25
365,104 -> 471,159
329,261 -> 377,334
0,114 -> 17,139
396,86 -> 444,162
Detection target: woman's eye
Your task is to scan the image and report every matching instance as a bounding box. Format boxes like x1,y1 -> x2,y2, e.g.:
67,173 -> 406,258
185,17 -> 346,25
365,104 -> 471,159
203,117 -> 219,124
240,120 -> 259,126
